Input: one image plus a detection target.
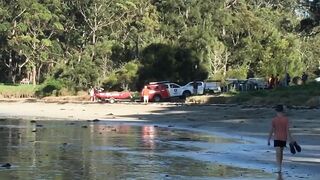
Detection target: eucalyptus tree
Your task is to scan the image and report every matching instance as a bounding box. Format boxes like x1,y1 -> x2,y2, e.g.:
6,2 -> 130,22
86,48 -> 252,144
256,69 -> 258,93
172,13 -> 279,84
4,0 -> 64,85
152,0 -> 245,79
111,0 -> 161,59
69,0 -> 140,61
152,0 -> 217,78
0,0 -> 30,83
98,0 -> 161,72
138,43 -> 208,87
61,0 -> 156,88
226,1 -> 304,78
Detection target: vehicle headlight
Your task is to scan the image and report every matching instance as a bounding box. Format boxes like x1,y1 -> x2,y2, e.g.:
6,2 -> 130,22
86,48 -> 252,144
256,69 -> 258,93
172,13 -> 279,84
149,90 -> 155,94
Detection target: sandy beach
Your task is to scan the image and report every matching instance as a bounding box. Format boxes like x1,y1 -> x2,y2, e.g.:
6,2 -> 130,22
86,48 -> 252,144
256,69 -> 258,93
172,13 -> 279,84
0,100 -> 319,179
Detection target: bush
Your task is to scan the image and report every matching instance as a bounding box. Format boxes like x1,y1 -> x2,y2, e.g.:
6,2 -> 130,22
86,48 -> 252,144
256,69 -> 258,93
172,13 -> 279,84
50,57 -> 99,92
102,61 -> 140,91
35,79 -> 63,97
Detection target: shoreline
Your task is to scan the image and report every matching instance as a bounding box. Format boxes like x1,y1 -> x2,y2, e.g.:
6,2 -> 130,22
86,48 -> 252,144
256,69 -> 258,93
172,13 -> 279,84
0,101 -> 319,179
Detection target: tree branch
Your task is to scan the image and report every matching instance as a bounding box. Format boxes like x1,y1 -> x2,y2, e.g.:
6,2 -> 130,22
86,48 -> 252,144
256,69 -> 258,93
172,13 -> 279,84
18,55 -> 30,69
225,0 -> 238,9
13,8 -> 26,21
79,7 -> 94,30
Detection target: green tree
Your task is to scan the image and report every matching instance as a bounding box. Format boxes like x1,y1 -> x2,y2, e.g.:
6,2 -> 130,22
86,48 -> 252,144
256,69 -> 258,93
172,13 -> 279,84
53,54 -> 99,91
138,43 -> 208,88
0,0 -> 29,83
7,0 -> 64,85
102,60 -> 140,91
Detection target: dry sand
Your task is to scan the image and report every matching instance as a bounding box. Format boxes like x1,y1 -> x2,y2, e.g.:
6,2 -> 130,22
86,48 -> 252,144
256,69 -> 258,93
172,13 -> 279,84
0,100 -> 319,179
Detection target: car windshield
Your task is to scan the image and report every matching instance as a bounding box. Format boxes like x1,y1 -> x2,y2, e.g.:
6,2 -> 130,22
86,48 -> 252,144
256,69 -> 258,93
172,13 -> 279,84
170,84 -> 180,88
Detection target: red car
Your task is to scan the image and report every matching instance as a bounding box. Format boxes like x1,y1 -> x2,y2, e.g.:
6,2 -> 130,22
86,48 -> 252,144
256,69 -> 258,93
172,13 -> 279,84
95,91 -> 132,103
142,81 -> 170,102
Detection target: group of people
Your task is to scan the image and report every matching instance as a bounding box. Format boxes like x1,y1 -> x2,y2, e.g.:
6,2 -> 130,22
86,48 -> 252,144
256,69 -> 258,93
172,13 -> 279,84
267,73 -> 291,89
268,72 -> 308,89
267,74 -> 279,89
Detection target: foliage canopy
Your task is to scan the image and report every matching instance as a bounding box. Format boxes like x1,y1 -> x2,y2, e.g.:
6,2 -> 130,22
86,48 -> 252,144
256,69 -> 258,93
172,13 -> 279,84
0,0 -> 319,93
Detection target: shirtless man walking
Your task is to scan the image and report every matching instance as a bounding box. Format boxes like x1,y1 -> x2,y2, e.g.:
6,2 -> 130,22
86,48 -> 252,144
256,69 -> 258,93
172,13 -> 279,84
267,105 -> 293,173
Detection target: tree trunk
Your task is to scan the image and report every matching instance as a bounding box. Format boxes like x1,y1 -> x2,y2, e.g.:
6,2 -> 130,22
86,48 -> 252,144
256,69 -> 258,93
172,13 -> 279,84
6,51 -> 16,84
37,64 -> 43,84
27,71 -> 32,82
102,56 -> 108,79
92,29 -> 96,60
91,7 -> 97,60
214,54 -> 217,74
8,68 -> 14,84
135,36 -> 139,59
223,49 -> 229,77
32,65 -> 37,85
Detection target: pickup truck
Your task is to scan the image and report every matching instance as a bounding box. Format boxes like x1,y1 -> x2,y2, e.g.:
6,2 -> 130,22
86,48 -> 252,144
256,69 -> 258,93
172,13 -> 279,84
142,81 -> 205,102
179,81 -> 205,96
204,81 -> 221,93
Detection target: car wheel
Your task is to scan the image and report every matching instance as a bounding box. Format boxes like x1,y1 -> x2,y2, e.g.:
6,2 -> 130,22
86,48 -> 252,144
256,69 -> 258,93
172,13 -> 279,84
109,98 -> 115,104
96,98 -> 102,102
183,91 -> 191,98
153,95 -> 161,102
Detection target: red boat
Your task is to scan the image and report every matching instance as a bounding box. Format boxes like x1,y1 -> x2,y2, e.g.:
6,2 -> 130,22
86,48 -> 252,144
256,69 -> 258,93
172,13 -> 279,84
95,91 -> 132,103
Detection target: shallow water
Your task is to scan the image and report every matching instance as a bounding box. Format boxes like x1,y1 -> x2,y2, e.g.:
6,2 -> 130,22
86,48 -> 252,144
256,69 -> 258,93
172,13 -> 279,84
0,119 -> 272,179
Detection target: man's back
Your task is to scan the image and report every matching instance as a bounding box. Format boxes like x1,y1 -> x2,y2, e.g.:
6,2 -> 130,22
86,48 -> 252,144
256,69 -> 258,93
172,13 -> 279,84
272,115 -> 289,141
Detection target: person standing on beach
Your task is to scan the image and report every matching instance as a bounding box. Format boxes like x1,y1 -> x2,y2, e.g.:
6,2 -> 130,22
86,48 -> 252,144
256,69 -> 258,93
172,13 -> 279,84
141,85 -> 150,104
275,74 -> 280,88
267,105 -> 292,173
301,72 -> 308,84
193,81 -> 198,95
268,74 -> 275,89
285,73 -> 291,87
89,86 -> 96,102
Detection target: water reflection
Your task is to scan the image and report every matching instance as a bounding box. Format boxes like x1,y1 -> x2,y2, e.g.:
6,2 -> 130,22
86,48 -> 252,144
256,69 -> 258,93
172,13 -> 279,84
277,172 -> 283,180
0,119 -> 271,179
142,126 -> 157,150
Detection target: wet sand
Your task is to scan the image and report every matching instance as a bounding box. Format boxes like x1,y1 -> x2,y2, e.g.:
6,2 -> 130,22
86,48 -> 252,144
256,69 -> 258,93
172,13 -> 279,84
0,101 -> 319,179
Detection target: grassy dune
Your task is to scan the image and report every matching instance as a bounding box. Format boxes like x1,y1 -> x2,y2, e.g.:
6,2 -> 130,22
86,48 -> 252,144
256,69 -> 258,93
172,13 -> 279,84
0,84 -> 38,98
231,82 -> 320,106
187,82 -> 320,106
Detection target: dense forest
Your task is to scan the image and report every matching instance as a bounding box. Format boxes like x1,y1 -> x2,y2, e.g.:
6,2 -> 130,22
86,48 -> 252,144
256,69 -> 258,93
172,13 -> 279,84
1,0 -> 320,92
